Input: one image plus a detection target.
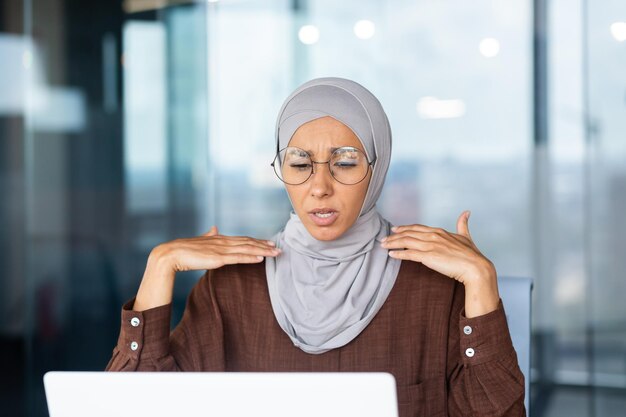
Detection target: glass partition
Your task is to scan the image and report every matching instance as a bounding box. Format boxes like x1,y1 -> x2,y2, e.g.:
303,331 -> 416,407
585,0 -> 626,414
1,1 -> 625,416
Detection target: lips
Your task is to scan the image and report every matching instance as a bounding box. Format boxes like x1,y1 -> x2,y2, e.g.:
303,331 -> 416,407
308,208 -> 339,226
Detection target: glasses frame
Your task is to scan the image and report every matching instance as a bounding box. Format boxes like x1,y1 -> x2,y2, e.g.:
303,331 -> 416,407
271,146 -> 377,186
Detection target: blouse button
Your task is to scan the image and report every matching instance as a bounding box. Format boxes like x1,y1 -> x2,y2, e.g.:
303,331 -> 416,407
130,341 -> 139,351
465,347 -> 475,358
130,317 -> 141,327
463,325 -> 472,335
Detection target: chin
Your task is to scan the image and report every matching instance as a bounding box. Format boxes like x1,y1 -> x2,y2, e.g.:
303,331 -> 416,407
306,225 -> 345,241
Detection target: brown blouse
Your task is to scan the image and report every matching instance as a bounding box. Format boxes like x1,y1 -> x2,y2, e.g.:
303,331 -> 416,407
106,260 -> 526,417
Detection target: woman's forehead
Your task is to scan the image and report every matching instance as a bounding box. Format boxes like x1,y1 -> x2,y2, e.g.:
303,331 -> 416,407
288,116 -> 365,153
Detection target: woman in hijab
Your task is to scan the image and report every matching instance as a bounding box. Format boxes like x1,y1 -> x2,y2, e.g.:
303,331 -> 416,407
107,77 -> 526,417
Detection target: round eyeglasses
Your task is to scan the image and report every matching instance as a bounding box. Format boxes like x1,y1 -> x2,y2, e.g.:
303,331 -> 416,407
271,146 -> 376,185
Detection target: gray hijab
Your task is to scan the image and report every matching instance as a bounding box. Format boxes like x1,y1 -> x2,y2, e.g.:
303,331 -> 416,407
265,77 -> 401,354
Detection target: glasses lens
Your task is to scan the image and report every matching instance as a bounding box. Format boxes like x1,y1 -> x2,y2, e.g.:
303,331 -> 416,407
330,147 -> 369,184
274,147 -> 312,184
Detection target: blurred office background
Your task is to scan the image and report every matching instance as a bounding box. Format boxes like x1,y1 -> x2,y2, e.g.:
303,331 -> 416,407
0,0 -> 625,415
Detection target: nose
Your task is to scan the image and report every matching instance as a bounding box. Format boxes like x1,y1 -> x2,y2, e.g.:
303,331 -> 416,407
308,162 -> 334,198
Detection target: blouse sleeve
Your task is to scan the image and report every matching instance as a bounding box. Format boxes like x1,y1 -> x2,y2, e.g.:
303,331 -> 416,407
105,270 -> 226,372
446,282 -> 526,416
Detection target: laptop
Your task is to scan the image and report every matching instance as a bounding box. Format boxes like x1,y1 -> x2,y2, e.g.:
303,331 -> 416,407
44,371 -> 399,417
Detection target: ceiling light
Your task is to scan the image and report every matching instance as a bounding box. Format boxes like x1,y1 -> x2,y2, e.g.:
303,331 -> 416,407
479,38 -> 500,58
299,25 -> 320,45
354,20 -> 375,40
610,22 -> 626,42
416,96 -> 466,119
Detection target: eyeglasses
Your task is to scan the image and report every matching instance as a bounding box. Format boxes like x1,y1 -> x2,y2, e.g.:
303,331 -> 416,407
271,146 -> 376,185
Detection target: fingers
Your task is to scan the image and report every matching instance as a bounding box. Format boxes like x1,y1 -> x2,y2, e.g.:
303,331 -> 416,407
194,231 -> 281,264
219,241 -> 283,266
221,253 -> 267,264
384,214 -> 475,247
203,225 -> 219,237
168,230 -> 283,273
389,223 -> 437,235
381,234 -> 438,252
387,248 -> 428,262
456,211 -> 472,239
215,234 -> 276,247
383,215 -> 491,285
199,230 -> 276,251
383,228 -> 454,246
219,243 -> 281,257
221,239 -> 278,253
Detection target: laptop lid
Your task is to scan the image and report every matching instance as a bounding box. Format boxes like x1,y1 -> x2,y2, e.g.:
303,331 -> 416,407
44,371 -> 399,417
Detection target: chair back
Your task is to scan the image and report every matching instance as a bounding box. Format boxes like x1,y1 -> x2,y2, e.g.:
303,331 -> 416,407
498,276 -> 533,414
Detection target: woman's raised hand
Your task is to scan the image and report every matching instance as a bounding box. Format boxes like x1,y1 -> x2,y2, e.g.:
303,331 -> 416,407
380,211 -> 500,318
132,226 -> 280,311
159,226 -> 281,272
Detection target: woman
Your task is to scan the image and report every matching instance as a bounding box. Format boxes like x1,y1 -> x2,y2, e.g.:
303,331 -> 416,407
106,77 -> 525,416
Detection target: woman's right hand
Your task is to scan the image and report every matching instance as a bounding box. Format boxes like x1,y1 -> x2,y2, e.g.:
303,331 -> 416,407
132,226 -> 280,311
158,225 -> 281,272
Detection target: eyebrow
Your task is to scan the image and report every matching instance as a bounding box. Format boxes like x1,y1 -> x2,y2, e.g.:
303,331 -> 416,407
305,147 -> 340,156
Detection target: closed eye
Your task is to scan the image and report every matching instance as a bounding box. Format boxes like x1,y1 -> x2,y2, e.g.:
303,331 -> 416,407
333,162 -> 358,168
289,163 -> 312,170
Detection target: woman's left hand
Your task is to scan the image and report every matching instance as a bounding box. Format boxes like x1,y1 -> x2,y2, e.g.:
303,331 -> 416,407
381,210 -> 500,318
